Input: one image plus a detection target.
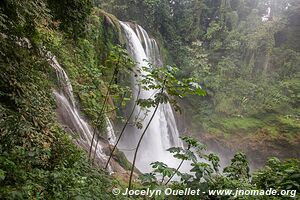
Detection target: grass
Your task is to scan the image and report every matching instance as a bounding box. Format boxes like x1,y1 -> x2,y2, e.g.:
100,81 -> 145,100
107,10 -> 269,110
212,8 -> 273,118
199,112 -> 299,143
210,117 -> 264,134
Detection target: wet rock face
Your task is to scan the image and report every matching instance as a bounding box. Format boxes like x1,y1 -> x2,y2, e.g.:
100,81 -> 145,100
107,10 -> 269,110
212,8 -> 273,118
198,131 -> 300,170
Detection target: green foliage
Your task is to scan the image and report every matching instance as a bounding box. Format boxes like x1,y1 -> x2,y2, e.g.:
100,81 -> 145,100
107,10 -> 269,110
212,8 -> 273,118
0,0 -> 51,35
47,0 -> 93,39
111,149 -> 133,171
209,117 -> 265,134
128,64 -> 206,190
0,2 -> 133,199
253,157 -> 300,191
179,1 -> 300,142
138,136 -> 299,199
35,9 -> 134,135
1,0 -> 300,199
139,172 -> 157,186
207,153 -> 221,173
100,0 -> 300,145
0,35 -> 129,199
224,152 -> 250,180
151,162 -> 175,182
138,65 -> 206,112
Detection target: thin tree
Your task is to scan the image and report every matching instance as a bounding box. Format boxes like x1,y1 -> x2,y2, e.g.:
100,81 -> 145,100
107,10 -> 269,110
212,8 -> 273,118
90,46 -> 135,163
88,66 -> 119,161
104,86 -> 141,169
128,79 -> 166,192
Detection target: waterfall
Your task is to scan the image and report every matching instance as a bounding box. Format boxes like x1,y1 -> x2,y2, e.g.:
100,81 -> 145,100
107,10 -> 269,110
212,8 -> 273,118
118,22 -> 184,172
106,116 -> 117,145
45,51 -> 113,170
10,37 -> 114,168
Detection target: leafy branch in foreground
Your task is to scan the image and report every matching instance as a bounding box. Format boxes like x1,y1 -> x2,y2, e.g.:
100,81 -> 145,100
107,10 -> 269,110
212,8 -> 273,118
139,135 -> 300,199
128,65 -> 206,191
165,136 -> 206,185
140,136 -> 219,189
223,152 -> 250,181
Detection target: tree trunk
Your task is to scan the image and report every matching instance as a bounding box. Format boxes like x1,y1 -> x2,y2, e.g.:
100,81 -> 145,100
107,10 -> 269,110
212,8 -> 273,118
128,102 -> 160,192
104,86 -> 141,169
88,68 -> 118,161
128,80 -> 166,192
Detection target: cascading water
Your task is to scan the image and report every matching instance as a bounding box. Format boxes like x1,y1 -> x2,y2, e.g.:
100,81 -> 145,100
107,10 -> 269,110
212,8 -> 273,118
11,37 -> 114,168
106,116 -> 117,145
45,51 -> 114,170
119,22 -> 184,172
